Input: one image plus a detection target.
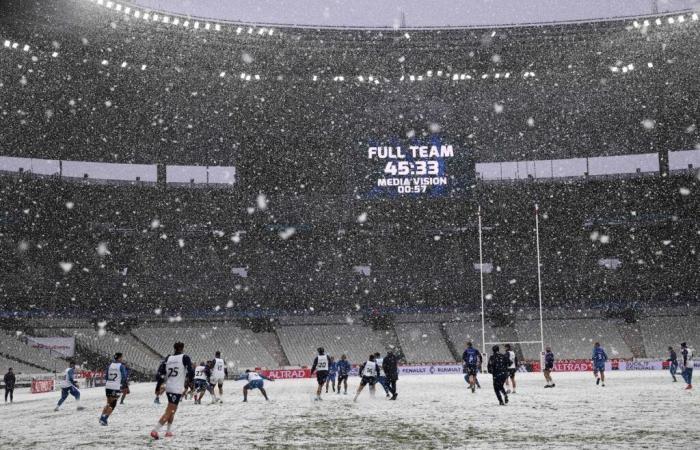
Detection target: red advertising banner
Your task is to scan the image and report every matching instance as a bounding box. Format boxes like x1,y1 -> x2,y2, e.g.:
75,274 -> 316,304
260,368 -> 311,379
530,359 -> 624,372
31,378 -> 54,394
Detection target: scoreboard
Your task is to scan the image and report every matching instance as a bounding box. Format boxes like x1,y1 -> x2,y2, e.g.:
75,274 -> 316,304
361,136 -> 467,197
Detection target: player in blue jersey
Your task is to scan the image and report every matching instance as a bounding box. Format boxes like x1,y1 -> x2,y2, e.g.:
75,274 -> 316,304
592,342 -> 608,387
543,346 -> 555,388
118,362 -> 130,405
336,354 -> 351,395
54,361 -> 84,412
99,353 -> 129,425
667,346 -> 678,382
462,342 -> 482,393
325,356 -> 338,393
238,370 -> 274,402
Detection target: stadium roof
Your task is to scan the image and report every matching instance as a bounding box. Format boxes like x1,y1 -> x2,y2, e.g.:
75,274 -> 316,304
130,0 -> 700,29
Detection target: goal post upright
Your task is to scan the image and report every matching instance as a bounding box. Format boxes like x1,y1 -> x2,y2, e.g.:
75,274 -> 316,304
535,203 -> 545,360
478,205 -> 486,358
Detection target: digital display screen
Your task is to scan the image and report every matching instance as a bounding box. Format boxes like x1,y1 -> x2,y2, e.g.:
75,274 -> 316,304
360,136 -> 468,197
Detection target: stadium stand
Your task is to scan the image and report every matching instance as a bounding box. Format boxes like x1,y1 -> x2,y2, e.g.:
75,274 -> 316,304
0,331 -> 62,371
63,328 -> 162,373
524,319 -> 634,360
640,315 -> 700,359
132,324 -> 277,369
0,356 -> 45,375
394,323 -> 455,363
276,324 -> 390,366
0,0 -> 697,371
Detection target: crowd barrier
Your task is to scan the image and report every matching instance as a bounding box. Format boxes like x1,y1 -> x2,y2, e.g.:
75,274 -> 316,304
259,359 -> 695,380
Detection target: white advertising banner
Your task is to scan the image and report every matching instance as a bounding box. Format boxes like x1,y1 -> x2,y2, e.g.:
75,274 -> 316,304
399,364 -> 463,376
26,336 -> 75,357
618,360 -> 664,371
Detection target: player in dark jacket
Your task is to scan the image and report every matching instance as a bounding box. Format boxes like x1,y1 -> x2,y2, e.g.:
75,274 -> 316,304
4,368 -> 15,403
667,347 -> 678,382
543,346 -> 555,388
382,350 -> 399,400
487,345 -> 511,405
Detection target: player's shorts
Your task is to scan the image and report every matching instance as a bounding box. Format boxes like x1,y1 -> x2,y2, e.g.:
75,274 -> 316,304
245,380 -> 264,390
508,369 -> 517,378
194,380 -> 209,391
544,364 -> 554,371
337,373 -> 348,382
360,376 -> 377,387
166,393 -> 183,405
594,364 -> 605,373
211,377 -> 224,386
316,370 -> 329,385
105,388 -> 122,398
327,372 -> 337,381
465,365 -> 478,377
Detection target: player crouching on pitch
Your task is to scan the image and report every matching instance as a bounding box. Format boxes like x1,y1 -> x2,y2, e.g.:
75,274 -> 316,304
237,369 -> 274,402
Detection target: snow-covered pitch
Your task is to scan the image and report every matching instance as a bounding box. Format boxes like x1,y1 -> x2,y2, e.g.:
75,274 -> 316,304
0,371 -> 697,448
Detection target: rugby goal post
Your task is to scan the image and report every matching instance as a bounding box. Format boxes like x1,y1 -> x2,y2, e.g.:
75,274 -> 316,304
477,204 -> 546,370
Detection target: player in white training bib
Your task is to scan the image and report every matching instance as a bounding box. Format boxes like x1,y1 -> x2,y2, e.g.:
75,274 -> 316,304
151,342 -> 194,440
210,351 -> 228,398
310,347 -> 330,401
354,354 -> 380,402
99,352 -> 129,426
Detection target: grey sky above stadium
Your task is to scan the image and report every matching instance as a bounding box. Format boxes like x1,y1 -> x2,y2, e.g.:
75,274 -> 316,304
132,0 -> 700,28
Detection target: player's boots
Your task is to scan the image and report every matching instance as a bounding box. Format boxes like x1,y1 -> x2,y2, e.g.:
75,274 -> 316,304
504,393 -> 509,404
154,397 -> 160,405
165,432 -> 174,438
99,415 -> 108,426
54,406 -> 60,412
150,431 -> 160,440
685,385 -> 693,390
596,378 -> 601,386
